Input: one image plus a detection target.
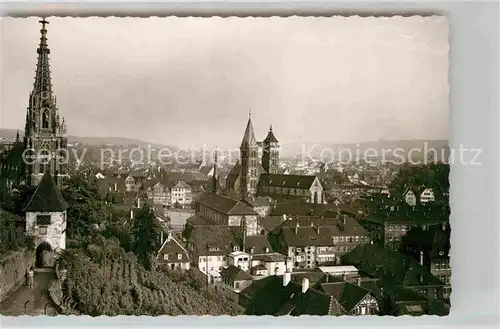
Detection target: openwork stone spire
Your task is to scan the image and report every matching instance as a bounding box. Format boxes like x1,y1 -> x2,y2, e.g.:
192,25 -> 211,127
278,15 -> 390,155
25,18 -> 67,138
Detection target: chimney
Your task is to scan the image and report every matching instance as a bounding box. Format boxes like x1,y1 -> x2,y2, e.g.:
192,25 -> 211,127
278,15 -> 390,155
295,222 -> 299,235
301,278 -> 309,293
357,277 -> 362,286
137,198 -> 141,208
283,214 -> 287,221
342,215 -> 347,226
130,208 -> 134,220
325,274 -> 329,283
342,273 -> 347,281
160,231 -> 164,244
316,225 -> 320,234
283,272 -> 291,287
419,250 -> 424,266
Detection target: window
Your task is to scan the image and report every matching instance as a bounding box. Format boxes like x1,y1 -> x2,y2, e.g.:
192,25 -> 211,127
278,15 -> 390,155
42,110 -> 50,129
39,226 -> 48,235
36,214 -> 51,226
235,282 -> 240,289
177,253 -> 182,260
164,254 -> 169,260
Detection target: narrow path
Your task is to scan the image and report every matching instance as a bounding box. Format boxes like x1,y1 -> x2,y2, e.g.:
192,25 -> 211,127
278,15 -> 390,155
0,270 -> 58,316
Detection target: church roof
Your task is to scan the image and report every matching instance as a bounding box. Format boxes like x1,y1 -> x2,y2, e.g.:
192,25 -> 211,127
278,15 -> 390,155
241,117 -> 257,147
263,126 -> 279,143
258,173 -> 318,189
24,172 -> 68,212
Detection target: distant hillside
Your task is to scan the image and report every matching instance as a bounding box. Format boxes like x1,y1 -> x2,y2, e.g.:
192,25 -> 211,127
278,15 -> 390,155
0,129 -> 176,150
280,140 -> 450,162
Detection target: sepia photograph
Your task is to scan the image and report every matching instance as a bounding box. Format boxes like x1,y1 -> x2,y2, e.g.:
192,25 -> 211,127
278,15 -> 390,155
0,16 -> 451,317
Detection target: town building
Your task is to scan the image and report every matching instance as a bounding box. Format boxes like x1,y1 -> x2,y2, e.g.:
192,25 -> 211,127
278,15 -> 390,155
358,204 -> 448,251
183,225 -> 244,283
195,193 -> 258,236
269,216 -> 370,269
400,223 -> 451,300
243,274 -> 344,316
342,243 -> 446,302
156,232 -> 191,271
24,172 -> 68,267
170,180 -> 192,208
220,265 -> 254,293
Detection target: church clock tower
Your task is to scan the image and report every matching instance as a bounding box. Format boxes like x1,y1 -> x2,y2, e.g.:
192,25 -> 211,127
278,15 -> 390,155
24,19 -> 68,188
262,125 -> 280,174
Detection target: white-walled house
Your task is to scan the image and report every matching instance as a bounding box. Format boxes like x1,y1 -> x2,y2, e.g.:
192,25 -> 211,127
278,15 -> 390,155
228,251 -> 251,272
24,173 -> 68,268
171,181 -> 192,207
404,190 -> 417,206
156,232 -> 191,271
420,188 -> 436,203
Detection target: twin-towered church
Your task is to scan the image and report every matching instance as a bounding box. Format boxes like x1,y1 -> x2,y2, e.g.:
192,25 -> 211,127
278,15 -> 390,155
226,115 -> 326,205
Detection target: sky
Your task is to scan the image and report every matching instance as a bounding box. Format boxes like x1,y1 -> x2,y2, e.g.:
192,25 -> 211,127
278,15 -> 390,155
1,16 -> 449,149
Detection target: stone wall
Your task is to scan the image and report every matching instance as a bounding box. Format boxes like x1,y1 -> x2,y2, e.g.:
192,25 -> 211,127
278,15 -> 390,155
0,249 -> 35,303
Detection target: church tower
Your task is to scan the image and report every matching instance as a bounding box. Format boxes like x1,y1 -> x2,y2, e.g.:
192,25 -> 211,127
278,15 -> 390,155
262,125 -> 280,174
240,112 -> 259,198
24,19 -> 68,188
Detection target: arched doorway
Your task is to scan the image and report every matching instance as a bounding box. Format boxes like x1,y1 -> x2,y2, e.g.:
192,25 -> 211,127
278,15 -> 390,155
36,242 -> 54,268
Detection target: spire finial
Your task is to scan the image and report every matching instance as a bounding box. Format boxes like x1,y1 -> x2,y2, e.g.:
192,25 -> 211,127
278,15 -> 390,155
270,124 -> 273,131
249,107 -> 252,119
39,18 -> 49,29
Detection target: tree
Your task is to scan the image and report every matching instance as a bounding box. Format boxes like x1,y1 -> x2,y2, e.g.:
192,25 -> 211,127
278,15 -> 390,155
62,175 -> 106,238
130,204 -> 161,269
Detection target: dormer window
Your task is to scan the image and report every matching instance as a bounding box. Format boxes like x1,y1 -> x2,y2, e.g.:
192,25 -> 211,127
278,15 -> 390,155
177,253 -> 182,260
164,254 -> 169,260
233,246 -> 239,252
265,247 -> 270,253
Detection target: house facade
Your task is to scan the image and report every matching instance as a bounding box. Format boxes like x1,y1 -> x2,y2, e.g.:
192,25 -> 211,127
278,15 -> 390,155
156,232 -> 191,271
171,181 -> 192,207
271,216 -> 370,270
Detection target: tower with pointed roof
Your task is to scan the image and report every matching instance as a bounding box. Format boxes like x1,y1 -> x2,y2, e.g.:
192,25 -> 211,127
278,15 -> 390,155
262,125 -> 280,174
240,112 -> 259,198
24,172 -> 68,267
24,19 -> 68,188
